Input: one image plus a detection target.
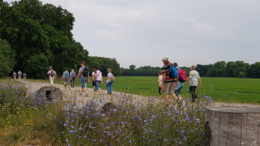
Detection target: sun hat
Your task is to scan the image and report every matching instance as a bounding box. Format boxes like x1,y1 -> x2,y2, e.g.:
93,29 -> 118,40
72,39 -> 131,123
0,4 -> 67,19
162,57 -> 169,61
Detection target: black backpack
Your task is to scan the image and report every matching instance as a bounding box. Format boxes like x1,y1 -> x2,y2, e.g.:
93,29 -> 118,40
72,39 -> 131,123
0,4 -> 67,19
50,70 -> 55,77
82,67 -> 89,77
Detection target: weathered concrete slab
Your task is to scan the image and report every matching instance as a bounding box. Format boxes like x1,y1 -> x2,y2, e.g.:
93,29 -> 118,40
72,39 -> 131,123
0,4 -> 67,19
29,86 -> 63,105
206,106 -> 260,146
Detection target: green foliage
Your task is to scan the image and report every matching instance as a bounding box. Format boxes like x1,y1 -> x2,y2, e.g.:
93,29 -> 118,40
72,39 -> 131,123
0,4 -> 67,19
0,81 -> 26,106
197,61 -> 252,78
0,39 -> 15,77
129,65 -> 136,70
88,56 -> 120,76
0,0 -> 88,78
120,66 -> 161,76
248,62 -> 260,78
24,54 -> 50,78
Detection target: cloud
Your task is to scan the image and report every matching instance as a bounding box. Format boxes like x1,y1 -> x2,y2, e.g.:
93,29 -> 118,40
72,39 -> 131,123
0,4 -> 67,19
4,0 -> 260,67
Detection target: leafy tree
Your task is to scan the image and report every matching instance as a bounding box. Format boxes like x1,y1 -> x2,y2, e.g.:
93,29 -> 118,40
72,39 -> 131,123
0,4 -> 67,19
248,62 -> 260,78
0,0 -> 88,78
0,39 -> 15,77
88,56 -> 120,76
120,66 -> 161,76
129,65 -> 136,71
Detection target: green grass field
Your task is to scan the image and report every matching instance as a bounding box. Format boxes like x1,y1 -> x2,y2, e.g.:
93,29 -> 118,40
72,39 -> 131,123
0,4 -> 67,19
48,76 -> 260,104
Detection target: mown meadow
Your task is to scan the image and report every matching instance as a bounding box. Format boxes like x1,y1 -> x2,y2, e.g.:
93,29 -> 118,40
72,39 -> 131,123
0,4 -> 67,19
51,76 -> 260,104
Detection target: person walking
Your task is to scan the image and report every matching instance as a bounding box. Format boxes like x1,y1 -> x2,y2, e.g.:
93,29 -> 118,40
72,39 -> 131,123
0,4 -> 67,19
106,68 -> 115,95
18,70 -> 22,80
187,65 -> 203,102
77,61 -> 89,96
161,57 -> 179,102
47,67 -> 56,85
158,71 -> 164,94
92,69 -> 97,91
94,68 -> 102,92
23,72 -> 27,80
62,69 -> 70,89
174,63 -> 187,99
70,69 -> 76,88
13,71 -> 17,80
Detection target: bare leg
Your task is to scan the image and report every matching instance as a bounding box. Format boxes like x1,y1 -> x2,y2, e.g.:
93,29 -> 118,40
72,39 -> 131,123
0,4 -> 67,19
171,93 -> 179,101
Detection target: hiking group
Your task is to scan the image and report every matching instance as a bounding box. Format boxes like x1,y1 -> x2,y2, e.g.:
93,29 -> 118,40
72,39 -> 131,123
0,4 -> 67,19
44,57 -> 202,102
158,57 -> 203,102
47,61 -> 115,96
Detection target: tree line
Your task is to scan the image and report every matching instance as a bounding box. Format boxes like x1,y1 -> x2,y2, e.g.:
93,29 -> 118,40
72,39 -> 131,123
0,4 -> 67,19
120,65 -> 161,76
0,0 -> 120,78
120,61 -> 260,78
196,61 -> 260,78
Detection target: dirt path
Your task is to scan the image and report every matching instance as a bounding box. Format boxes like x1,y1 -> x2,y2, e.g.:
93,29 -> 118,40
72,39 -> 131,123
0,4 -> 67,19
23,80 -> 260,108
23,80 -> 162,107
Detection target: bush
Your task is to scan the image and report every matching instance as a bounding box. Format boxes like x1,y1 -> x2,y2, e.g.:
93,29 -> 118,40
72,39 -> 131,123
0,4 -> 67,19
58,99 -> 207,145
0,80 -> 207,145
0,39 -> 15,77
0,81 -> 26,106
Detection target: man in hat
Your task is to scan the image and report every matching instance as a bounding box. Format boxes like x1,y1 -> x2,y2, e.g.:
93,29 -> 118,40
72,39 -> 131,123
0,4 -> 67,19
161,57 -> 179,102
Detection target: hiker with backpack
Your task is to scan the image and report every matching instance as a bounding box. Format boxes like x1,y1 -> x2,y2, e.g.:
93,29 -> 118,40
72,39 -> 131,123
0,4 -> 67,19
187,65 -> 203,102
70,69 -> 76,88
174,63 -> 187,99
47,67 -> 56,85
161,57 -> 179,102
106,68 -> 115,95
77,61 -> 89,96
62,69 -> 70,89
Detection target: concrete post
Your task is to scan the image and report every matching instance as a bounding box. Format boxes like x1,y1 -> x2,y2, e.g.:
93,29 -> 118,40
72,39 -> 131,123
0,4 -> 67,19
205,106 -> 260,146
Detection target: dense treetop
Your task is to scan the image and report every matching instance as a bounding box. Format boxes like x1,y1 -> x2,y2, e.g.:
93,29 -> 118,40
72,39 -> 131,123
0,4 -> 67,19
0,0 -> 89,78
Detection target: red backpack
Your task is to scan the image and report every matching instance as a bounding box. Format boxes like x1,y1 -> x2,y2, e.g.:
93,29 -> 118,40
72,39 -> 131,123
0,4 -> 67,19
178,69 -> 187,82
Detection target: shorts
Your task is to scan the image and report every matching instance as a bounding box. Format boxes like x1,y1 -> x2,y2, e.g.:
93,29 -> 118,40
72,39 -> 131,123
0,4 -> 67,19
161,82 -> 177,95
80,77 -> 87,88
64,78 -> 69,83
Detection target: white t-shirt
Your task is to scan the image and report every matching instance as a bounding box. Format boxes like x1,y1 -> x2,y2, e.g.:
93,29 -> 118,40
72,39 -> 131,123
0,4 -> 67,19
47,70 -> 56,77
107,72 -> 113,81
95,70 -> 102,81
189,70 -> 200,86
92,72 -> 95,80
158,75 -> 163,86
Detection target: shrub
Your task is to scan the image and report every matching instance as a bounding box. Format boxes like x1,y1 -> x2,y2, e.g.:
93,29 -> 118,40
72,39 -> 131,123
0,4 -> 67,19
58,99 -> 207,145
0,39 -> 15,77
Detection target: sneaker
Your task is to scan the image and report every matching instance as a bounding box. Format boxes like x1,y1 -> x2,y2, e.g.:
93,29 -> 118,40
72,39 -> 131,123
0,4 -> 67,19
178,95 -> 183,100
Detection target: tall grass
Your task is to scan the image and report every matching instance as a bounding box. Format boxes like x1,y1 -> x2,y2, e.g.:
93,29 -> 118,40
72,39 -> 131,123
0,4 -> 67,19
0,80 -> 207,145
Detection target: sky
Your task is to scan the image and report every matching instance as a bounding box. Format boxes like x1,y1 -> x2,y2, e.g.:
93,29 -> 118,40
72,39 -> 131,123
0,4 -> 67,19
5,0 -> 260,67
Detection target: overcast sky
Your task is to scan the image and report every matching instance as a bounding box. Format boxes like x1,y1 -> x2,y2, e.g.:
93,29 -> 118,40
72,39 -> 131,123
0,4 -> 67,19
5,0 -> 260,67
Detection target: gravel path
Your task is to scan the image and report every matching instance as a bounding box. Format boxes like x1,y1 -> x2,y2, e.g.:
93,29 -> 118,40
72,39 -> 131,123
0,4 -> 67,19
23,81 -> 163,107
23,81 -> 260,108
